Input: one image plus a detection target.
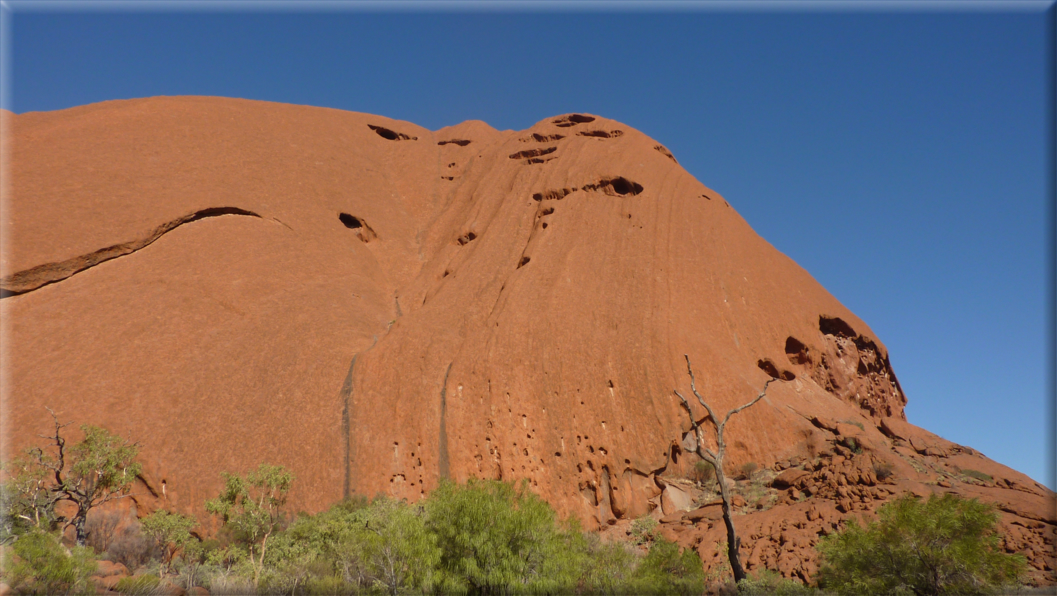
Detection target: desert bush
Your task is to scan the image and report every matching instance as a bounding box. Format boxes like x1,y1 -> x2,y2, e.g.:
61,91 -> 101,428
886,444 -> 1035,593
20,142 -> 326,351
817,492 -> 1026,595
140,509 -> 198,576
85,509 -> 123,554
1,455 -> 57,542
2,528 -> 97,595
204,569 -> 256,595
268,496 -> 440,596
578,534 -> 638,595
426,478 -> 580,594
104,522 -> 158,571
738,569 -> 815,594
629,536 -> 705,596
738,462 -> 759,480
630,515 -> 658,545
173,556 -> 208,592
873,460 -> 895,481
688,461 -> 716,486
303,574 -> 357,595
960,469 -> 994,484
840,437 -> 863,454
114,573 -> 161,595
206,463 -> 294,589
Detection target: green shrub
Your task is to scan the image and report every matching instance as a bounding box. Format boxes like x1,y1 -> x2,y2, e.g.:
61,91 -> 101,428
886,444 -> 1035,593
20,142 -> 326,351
2,529 -> 96,595
205,463 -> 294,589
841,437 -> 863,454
114,573 -> 161,595
689,461 -> 716,485
738,569 -> 814,595
873,460 -> 895,481
139,510 -> 198,576
738,462 -> 759,480
426,478 -> 580,594
960,469 -> 994,484
353,497 -> 441,594
630,536 -> 705,596
578,535 -> 638,595
630,516 -> 658,545
303,574 -> 356,595
817,493 -> 1026,595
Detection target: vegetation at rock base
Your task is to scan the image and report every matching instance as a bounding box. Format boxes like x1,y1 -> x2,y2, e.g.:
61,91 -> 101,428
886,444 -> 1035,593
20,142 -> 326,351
140,509 -> 198,576
629,515 -> 658,545
1,409 -> 141,548
1,419 -> 1046,595
674,353 -> 779,583
688,460 -> 716,486
737,569 -> 816,595
205,463 -> 294,589
1,528 -> 96,595
816,492 -> 1027,595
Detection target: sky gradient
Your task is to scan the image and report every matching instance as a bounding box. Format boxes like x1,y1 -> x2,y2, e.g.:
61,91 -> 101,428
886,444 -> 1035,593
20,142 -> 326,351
4,2 -> 1054,488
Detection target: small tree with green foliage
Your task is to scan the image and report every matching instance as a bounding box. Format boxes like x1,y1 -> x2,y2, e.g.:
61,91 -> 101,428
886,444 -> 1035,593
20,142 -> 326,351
358,497 -> 441,595
140,509 -> 198,576
2,528 -> 96,595
205,463 -> 294,589
1,453 -> 57,542
816,492 -> 1027,595
14,409 -> 142,547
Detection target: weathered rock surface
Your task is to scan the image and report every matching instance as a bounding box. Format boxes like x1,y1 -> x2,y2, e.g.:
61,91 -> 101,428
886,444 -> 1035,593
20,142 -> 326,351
1,97 -> 1052,582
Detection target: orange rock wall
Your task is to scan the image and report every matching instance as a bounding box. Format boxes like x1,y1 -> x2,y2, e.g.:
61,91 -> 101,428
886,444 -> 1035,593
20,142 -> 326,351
1,98 -> 1051,581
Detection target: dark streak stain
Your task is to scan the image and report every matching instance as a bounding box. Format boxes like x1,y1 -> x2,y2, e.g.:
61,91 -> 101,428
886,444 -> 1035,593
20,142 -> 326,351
439,362 -> 453,481
340,355 -> 358,499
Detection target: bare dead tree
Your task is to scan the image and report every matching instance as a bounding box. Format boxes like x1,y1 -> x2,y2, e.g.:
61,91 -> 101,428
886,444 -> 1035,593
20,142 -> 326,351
674,354 -> 777,584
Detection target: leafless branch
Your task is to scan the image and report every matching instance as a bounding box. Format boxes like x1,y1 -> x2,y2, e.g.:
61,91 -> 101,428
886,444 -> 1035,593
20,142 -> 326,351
674,389 -> 718,463
722,377 -> 777,427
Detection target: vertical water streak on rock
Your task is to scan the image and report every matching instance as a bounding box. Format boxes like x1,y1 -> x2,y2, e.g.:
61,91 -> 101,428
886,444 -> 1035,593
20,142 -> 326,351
439,362 -> 453,481
340,355 -> 358,499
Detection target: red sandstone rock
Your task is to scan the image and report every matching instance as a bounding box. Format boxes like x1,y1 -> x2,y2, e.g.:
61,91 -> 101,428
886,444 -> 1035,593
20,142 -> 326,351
661,485 -> 693,515
1,97 -> 1052,584
771,469 -> 810,490
95,561 -> 129,578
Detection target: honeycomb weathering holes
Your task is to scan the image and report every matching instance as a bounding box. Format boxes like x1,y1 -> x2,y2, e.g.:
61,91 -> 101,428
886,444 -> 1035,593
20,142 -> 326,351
531,178 -> 643,203
757,359 -> 780,380
577,130 -> 624,138
607,177 -> 642,196
438,139 -> 472,146
456,231 -> 477,246
522,133 -> 565,142
758,357 -> 796,381
339,213 -> 377,242
509,147 -> 557,160
368,124 -> 417,141
819,315 -> 857,338
338,213 -> 362,229
553,114 -> 596,127
581,177 -> 644,197
785,336 -> 810,365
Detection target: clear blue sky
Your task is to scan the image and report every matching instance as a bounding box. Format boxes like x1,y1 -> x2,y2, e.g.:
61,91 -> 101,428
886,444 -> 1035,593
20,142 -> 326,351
4,2 -> 1053,489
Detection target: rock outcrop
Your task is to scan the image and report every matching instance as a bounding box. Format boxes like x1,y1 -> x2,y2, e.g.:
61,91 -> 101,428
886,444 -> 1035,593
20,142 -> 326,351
2,97 -> 1052,582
